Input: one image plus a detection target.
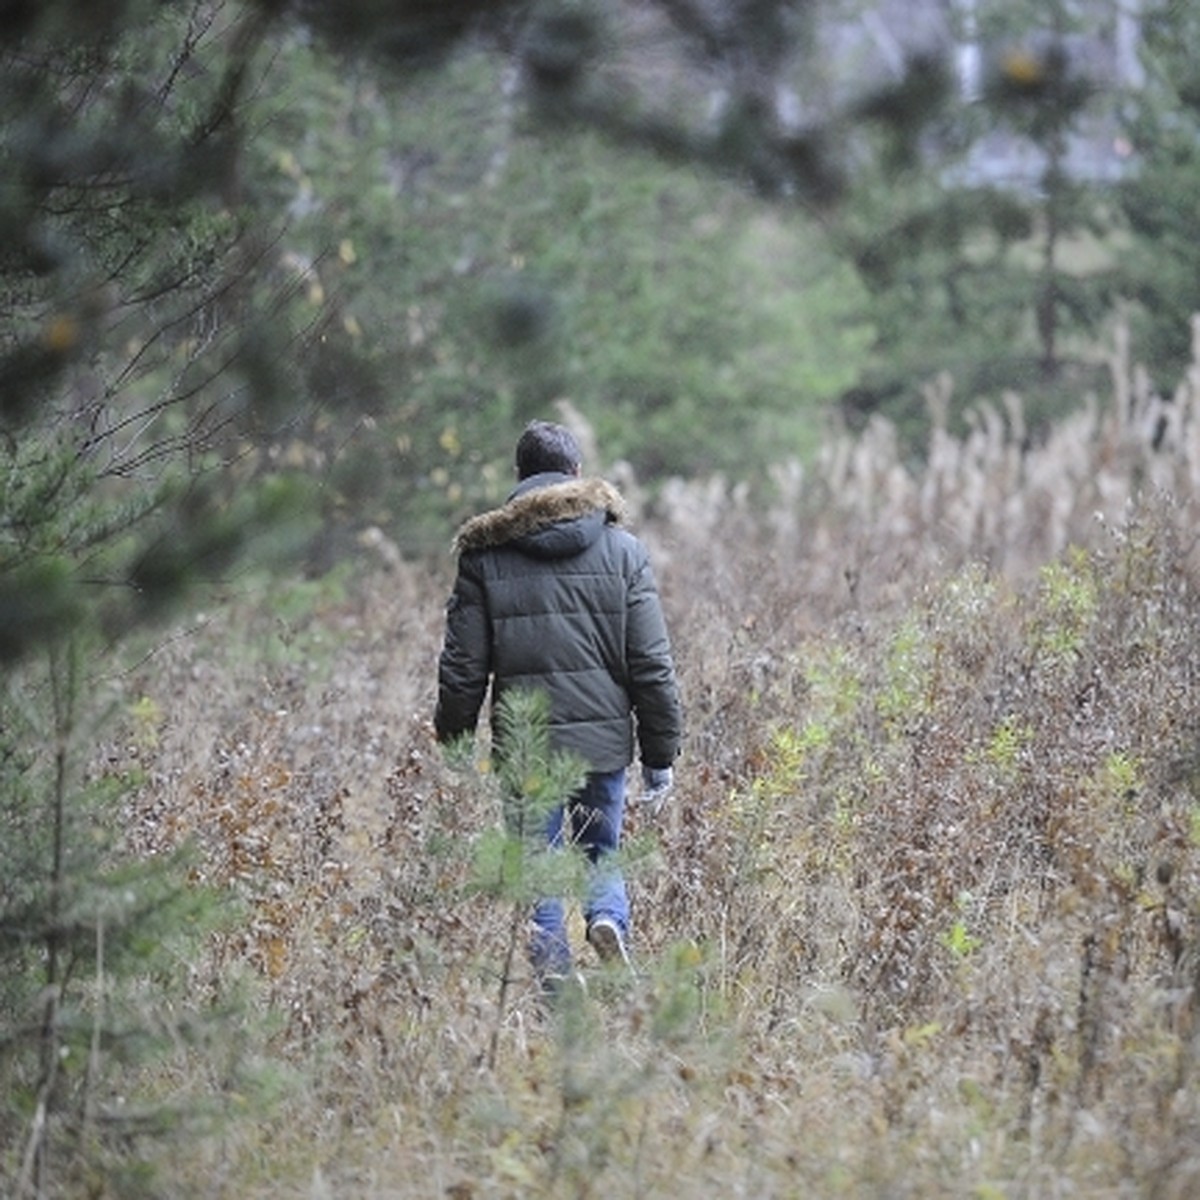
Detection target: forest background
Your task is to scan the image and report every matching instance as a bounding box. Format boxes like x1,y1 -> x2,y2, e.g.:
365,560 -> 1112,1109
6,1 -> 1200,1196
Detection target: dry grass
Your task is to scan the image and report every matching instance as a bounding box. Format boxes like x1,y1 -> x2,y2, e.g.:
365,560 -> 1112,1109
97,324 -> 1200,1197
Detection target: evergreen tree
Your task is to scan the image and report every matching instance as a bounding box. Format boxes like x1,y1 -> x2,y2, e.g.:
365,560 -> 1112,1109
1,4 -> 322,1189
832,0 -> 1123,443
1117,0 -> 1200,392
1,639 -> 245,1195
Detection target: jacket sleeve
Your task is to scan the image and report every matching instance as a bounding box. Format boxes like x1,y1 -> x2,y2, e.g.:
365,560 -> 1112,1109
625,554 -> 682,768
434,556 -> 491,744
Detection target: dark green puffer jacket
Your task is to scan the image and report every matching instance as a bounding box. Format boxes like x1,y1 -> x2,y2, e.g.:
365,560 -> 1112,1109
435,472 -> 682,773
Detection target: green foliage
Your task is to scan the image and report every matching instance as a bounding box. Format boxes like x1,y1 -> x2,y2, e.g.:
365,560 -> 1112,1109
1116,0 -> 1200,389
236,39 -> 872,538
940,915 -> 983,958
1032,547 -> 1099,662
1,1 -> 326,661
834,0 -> 1125,444
980,713 -> 1032,780
467,689 -> 586,896
877,613 -> 935,731
1100,749 -> 1141,799
0,638 -> 255,1196
645,939 -> 714,1045
493,687 -> 582,792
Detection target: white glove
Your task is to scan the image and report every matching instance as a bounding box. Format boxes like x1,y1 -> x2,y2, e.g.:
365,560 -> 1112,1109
640,764 -> 674,816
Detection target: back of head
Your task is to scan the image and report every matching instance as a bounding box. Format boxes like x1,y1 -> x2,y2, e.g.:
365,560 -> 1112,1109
515,420 -> 582,480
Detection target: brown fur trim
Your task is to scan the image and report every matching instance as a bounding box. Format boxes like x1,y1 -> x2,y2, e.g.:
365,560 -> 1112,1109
452,478 -> 625,554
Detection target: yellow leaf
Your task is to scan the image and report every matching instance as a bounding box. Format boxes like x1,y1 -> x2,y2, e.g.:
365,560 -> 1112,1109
128,695 -> 162,723
338,238 -> 357,265
1001,49 -> 1043,87
262,936 -> 287,979
42,315 -> 80,352
903,1021 -> 942,1048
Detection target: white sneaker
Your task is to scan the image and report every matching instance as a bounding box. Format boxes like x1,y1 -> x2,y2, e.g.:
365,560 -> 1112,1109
587,917 -> 631,967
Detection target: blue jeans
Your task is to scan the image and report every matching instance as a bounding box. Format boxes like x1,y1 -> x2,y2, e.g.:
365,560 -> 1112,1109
529,768 -> 628,976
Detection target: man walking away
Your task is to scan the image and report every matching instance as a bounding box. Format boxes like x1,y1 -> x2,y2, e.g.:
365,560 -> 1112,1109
435,419 -> 682,985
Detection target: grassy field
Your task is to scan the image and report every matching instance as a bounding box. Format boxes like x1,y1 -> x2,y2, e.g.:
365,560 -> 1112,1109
66,344 -> 1200,1197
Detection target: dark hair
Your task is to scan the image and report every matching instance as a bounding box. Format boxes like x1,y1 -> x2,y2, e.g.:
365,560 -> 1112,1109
514,420 -> 581,479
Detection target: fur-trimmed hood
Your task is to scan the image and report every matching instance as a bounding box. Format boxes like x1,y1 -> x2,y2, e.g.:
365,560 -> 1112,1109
453,474 -> 626,557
